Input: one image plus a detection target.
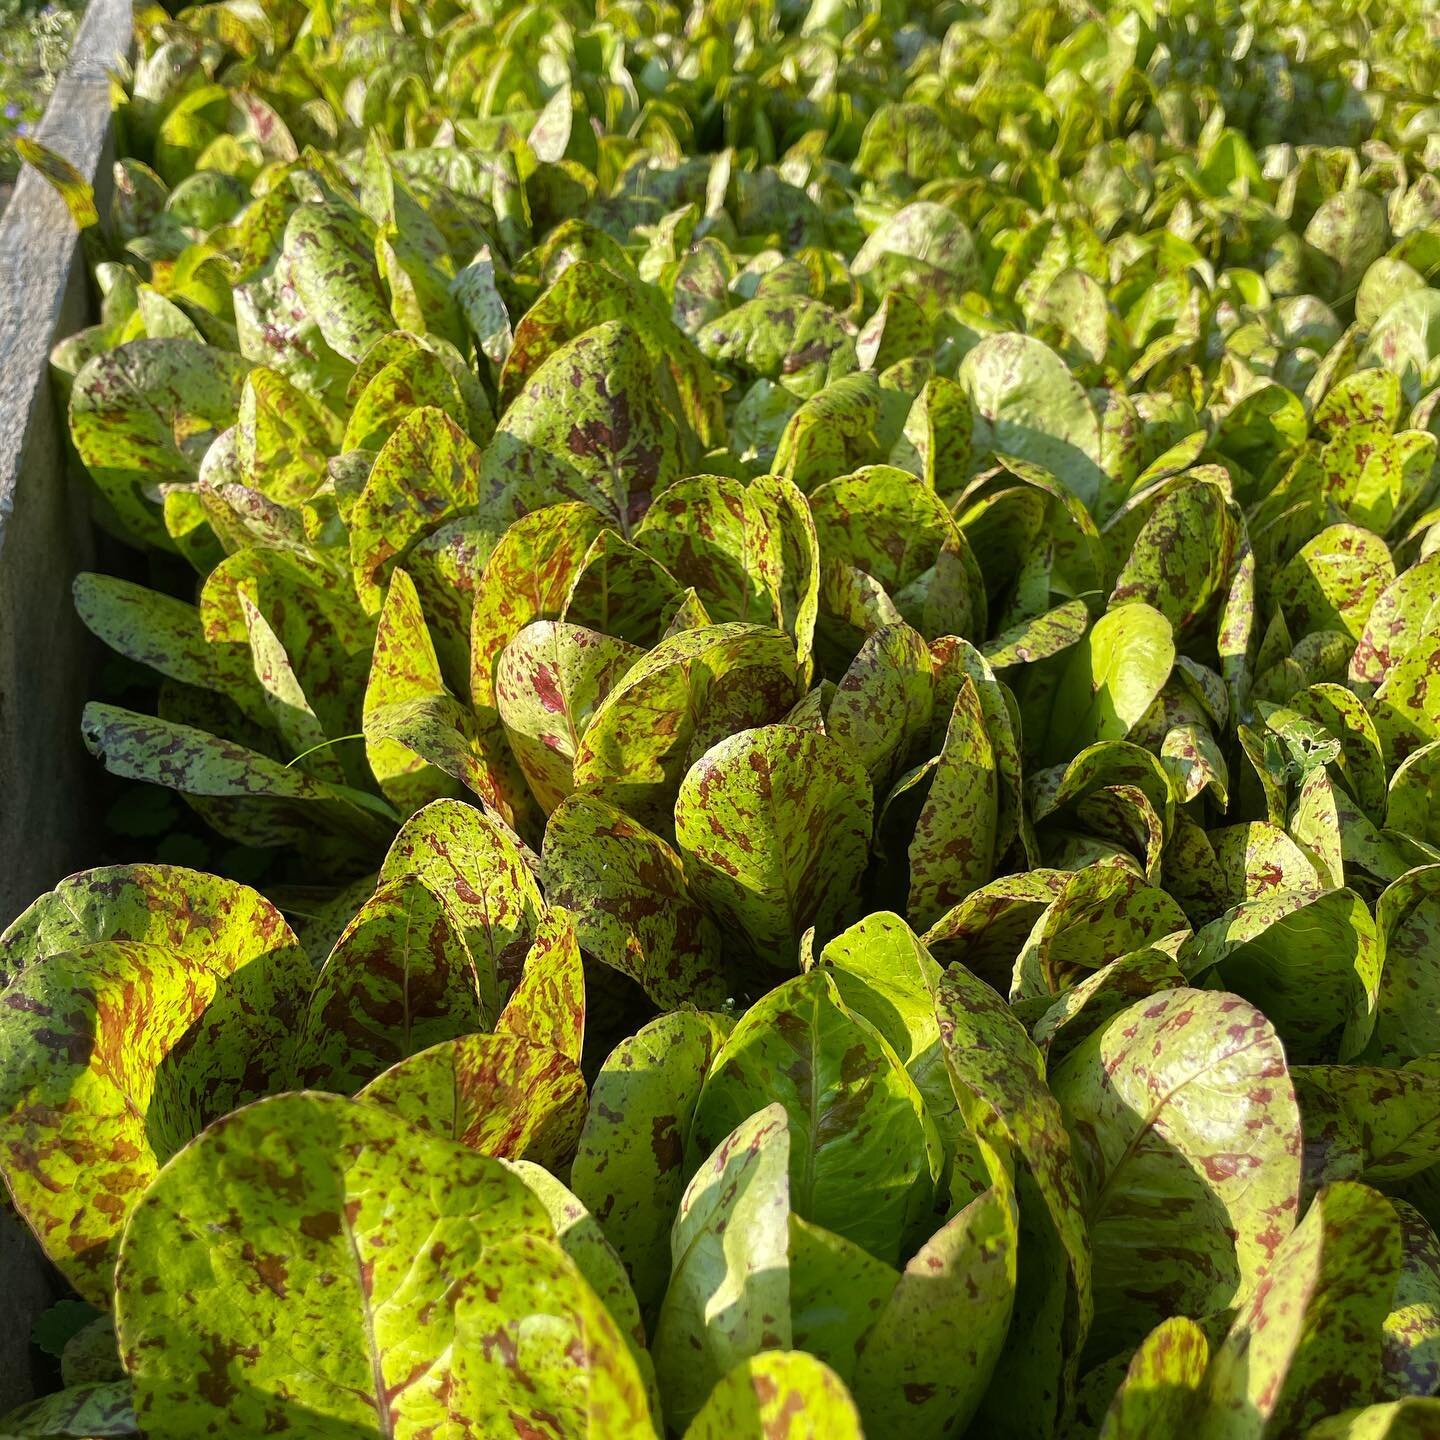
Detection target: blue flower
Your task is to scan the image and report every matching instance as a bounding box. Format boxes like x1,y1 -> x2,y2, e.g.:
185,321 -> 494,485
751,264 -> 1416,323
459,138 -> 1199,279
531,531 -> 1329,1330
3,104 -> 20,121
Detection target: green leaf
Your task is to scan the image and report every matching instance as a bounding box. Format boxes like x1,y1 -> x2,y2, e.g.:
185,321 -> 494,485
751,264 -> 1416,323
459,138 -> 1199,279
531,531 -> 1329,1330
572,1011 -> 732,1316
1179,887 -> 1381,1062
495,620 -> 640,811
1046,603 -> 1176,764
483,320 -> 688,534
850,1168 -> 1018,1438
0,1382 -> 136,1438
540,792 -> 727,1007
959,333 -> 1105,510
1195,1182 -> 1401,1440
284,201 -> 393,362
291,875 -> 486,1092
1308,1400 -> 1440,1439
115,1092 -> 654,1437
691,969 -> 939,1262
16,137 -> 99,228
1052,988 -> 1302,1354
675,725 -> 874,962
69,339 -> 251,546
1097,1316 -> 1211,1440
653,1104 -> 794,1433
0,938 -> 308,1304
573,623 -> 801,828
377,799 -> 543,1018
683,1351 -> 865,1439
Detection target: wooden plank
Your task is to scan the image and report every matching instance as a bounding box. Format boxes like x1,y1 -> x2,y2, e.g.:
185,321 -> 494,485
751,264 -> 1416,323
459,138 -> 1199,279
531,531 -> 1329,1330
0,0 -> 134,1411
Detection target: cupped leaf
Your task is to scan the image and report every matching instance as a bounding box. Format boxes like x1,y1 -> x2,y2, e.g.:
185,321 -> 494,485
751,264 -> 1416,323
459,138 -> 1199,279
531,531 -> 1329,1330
674,725 -> 874,962
115,1091 -> 653,1438
1052,988 -> 1302,1353
540,791 -> 727,1007
690,969 -> 939,1263
683,1351 -> 864,1440
0,939 -> 307,1304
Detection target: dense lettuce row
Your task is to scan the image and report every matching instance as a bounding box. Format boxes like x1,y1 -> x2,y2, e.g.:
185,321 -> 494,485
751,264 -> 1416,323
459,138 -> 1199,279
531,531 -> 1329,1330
2,0 -> 1440,1435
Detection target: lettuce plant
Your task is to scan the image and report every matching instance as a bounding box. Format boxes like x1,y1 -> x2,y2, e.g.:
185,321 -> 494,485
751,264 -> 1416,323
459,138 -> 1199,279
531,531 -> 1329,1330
3,0 -> 1440,1434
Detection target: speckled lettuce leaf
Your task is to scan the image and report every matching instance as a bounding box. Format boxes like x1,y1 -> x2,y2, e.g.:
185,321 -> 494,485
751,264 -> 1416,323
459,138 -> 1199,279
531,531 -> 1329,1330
1031,946 -> 1187,1066
572,1010 -> 732,1317
482,320 -> 687,534
0,862 -> 303,989
786,1214 -> 898,1379
959,332 -> 1105,510
907,674 -> 1000,930
574,623 -> 801,829
1179,887 -> 1381,1063
349,406 -> 489,612
934,960 -> 1093,1339
690,969 -> 939,1263
495,620 -> 640,812
561,528 -> 686,647
0,937 -> 308,1304
1294,1062 -> 1440,1195
69,338 -> 251,547
1097,1316 -> 1210,1440
377,799 -> 543,1018
1275,524 -> 1396,643
502,260 -> 724,445
469,501 -> 607,706
494,907 -> 585,1066
696,295 -> 857,401
852,201 -> 979,317
1383,1200 -> 1440,1402
1051,988 -> 1302,1354
290,874 -> 486,1093
1371,629 -> 1440,770
361,567 -> 457,814
539,791 -> 727,1007
284,200 -> 393,362
772,373 -> 883,495
1372,867 -> 1440,1062
683,1351 -> 864,1439
1308,1399 -> 1440,1439
674,725 -> 874,962
1045,603 -> 1176,765
1194,1181 -> 1401,1440
809,464 -> 985,646
1349,554 -> 1440,691
827,622 -> 934,794
0,1381 -> 137,1438
851,1160 -> 1018,1438
114,1091 -> 654,1438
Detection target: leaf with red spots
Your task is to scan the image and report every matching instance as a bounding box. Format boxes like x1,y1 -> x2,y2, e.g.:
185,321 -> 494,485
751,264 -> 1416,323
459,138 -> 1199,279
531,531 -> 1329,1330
561,528 -> 686,647
674,724 -> 873,962
469,501 -> 608,706
1294,1062 -> 1440,1198
539,791 -> 727,1007
361,567 -> 459,814
114,1092 -> 653,1437
690,969 -> 941,1262
653,1104 -> 794,1432
0,1381 -> 137,1437
1097,1316 -> 1210,1440
1382,1200 -> 1440,1403
851,1150 -> 1018,1438
290,875 -> 486,1092
1308,1399 -> 1440,1438
348,406 -> 492,612
826,622 -> 934,794
495,620 -> 640,812
574,624 -> 802,830
696,294 -> 858,401
483,320 -> 689,535
501,260 -> 724,445
1372,867 -> 1440,1062
1051,987 -> 1302,1354
0,863 -> 305,990
1178,887 -> 1381,1062
68,338 -> 252,548
1194,1181 -> 1400,1440
284,200 -> 394,362
683,1351 -> 865,1439
495,907 -> 585,1065
571,1011 -> 732,1316
377,799 -> 543,1017
0,937 -> 308,1304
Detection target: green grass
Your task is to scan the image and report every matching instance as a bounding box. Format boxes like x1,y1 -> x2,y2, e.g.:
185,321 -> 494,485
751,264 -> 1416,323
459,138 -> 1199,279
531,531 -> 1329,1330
0,0 -> 83,185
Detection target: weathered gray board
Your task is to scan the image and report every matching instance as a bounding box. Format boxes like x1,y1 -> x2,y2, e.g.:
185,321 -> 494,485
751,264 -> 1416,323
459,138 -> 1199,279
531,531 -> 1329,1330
0,0 -> 134,1409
